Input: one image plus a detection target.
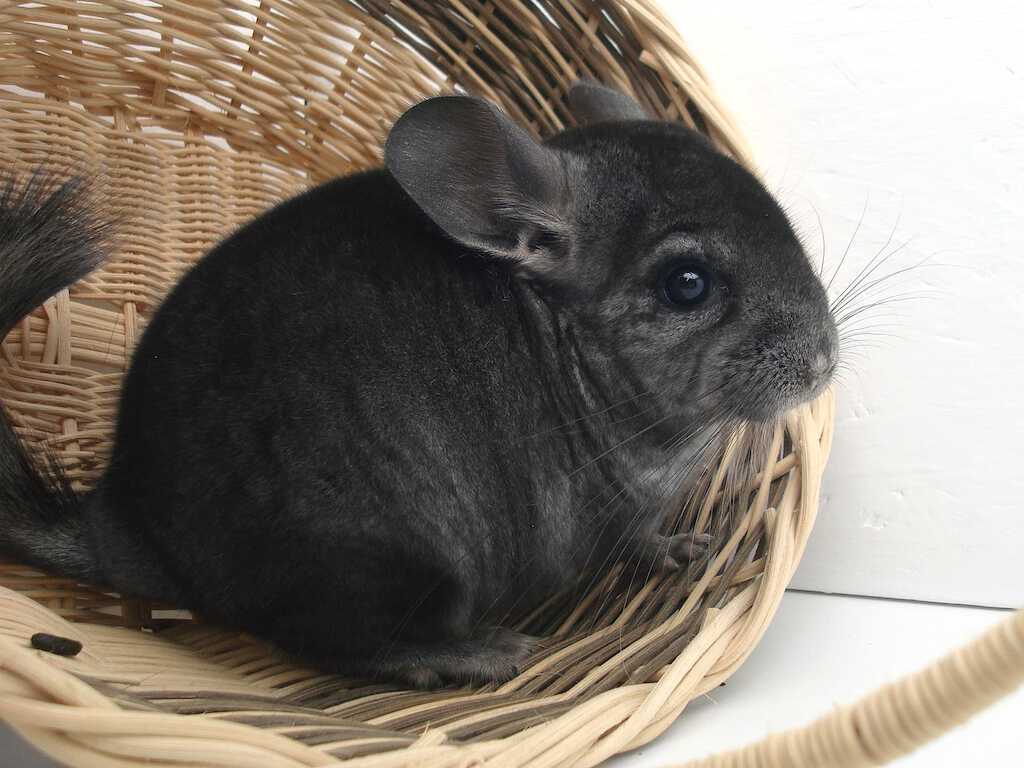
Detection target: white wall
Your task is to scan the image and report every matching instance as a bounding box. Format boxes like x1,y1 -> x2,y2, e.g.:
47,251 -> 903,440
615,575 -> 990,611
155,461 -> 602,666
662,0 -> 1024,608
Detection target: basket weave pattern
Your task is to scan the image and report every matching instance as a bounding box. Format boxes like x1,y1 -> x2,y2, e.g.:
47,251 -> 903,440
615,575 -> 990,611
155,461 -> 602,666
0,2 -> 835,765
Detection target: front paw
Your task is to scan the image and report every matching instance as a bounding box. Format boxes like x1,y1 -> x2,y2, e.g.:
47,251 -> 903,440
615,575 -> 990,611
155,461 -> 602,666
666,531 -> 712,563
647,532 -> 713,572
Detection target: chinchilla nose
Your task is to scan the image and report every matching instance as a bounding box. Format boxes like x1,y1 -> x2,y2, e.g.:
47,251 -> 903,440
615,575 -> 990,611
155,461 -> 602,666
810,352 -> 830,378
809,331 -> 838,382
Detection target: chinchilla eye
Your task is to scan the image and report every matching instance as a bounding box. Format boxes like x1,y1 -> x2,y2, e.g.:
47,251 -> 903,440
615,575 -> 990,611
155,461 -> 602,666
661,262 -> 712,308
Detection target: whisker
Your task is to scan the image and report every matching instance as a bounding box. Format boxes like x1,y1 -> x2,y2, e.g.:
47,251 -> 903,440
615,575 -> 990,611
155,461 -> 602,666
513,388 -> 655,442
625,421 -> 738,600
571,396 -> 751,624
598,378 -> 779,633
566,413 -> 674,479
812,201 -> 827,279
836,293 -> 930,327
610,391 -> 777,638
832,252 -> 940,316
829,210 -> 902,307
474,383 -> 729,629
565,377 -> 730,479
571,417 -> 729,612
585,421 -> 734,634
826,194 -> 870,293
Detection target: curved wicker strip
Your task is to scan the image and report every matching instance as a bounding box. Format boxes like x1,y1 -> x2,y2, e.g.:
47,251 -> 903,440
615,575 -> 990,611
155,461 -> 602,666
0,1 -> 847,766
678,608 -> 1024,768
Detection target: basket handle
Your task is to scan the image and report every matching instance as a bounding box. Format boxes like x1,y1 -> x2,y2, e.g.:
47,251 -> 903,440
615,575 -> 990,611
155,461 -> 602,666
674,608 -> 1024,767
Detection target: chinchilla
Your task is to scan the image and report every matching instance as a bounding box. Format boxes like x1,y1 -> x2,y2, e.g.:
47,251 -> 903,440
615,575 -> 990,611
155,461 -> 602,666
0,81 -> 837,688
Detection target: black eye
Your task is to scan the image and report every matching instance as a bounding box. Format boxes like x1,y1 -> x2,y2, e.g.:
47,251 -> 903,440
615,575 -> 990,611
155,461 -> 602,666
662,262 -> 713,308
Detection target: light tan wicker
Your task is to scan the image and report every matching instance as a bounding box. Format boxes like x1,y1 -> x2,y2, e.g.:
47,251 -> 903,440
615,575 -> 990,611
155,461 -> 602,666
0,2 -> 1019,767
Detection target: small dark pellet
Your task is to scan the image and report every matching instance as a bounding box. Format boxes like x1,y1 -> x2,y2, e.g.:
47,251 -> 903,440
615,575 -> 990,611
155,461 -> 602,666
30,632 -> 83,657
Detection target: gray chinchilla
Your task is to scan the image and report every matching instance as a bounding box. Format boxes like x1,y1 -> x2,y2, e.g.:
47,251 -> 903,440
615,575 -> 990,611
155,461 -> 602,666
0,81 -> 837,688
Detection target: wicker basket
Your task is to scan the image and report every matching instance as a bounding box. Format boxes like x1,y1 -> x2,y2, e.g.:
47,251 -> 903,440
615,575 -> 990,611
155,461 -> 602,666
1,2 -> 1021,767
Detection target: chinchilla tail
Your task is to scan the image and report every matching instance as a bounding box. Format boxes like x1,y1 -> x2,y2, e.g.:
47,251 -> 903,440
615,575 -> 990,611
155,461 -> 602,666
0,169 -> 108,581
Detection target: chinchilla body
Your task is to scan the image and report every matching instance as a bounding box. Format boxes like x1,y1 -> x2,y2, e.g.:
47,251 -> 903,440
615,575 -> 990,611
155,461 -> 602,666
0,83 -> 837,687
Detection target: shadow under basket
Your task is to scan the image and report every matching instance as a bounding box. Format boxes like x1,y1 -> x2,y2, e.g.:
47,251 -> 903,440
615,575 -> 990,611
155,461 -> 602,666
0,1 -> 877,765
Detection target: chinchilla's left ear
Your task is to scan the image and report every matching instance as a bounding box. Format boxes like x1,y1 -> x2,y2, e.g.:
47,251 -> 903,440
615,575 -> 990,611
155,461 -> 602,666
567,79 -> 649,125
385,95 -> 576,277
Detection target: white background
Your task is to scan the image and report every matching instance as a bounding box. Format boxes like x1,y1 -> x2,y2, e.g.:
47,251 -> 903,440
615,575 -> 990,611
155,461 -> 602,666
661,0 -> 1024,608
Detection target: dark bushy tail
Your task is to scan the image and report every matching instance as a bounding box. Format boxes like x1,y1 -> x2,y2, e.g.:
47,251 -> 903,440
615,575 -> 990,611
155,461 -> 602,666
0,170 -> 108,581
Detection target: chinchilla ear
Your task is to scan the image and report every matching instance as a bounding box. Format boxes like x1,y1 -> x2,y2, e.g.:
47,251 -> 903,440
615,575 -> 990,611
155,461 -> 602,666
385,95 -> 574,275
568,79 -> 648,125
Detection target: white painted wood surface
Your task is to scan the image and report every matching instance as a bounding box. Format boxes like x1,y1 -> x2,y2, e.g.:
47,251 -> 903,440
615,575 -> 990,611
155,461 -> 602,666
662,0 -> 1024,607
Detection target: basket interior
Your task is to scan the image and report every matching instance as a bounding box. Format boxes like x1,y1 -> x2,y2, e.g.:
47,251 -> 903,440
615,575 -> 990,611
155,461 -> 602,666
0,1 -> 832,763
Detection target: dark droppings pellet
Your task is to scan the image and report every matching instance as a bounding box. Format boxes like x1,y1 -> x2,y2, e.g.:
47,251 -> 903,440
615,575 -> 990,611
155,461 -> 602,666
30,632 -> 83,657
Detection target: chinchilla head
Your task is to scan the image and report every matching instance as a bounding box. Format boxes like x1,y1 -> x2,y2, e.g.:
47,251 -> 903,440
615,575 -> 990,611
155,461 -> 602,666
385,81 -> 837,426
